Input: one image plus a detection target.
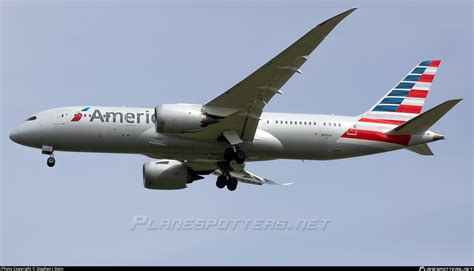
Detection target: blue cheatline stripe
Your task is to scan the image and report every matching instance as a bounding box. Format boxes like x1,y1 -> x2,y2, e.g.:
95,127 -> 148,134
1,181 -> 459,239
373,105 -> 398,112
404,75 -> 420,81
388,89 -> 409,97
419,60 -> 431,66
81,106 -> 91,111
380,97 -> 404,104
396,82 -> 415,89
411,67 -> 426,74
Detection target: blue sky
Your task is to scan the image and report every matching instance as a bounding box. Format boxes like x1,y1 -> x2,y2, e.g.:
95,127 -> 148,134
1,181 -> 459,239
1,0 -> 472,265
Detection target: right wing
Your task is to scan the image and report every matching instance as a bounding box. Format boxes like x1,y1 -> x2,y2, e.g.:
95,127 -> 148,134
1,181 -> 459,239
178,8 -> 357,142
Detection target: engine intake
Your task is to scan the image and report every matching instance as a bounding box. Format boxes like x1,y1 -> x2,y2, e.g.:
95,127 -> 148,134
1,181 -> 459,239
154,104 -> 219,133
143,160 -> 203,190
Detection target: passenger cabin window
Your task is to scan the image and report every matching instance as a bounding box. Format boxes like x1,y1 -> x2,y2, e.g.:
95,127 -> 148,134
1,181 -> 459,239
25,116 -> 37,121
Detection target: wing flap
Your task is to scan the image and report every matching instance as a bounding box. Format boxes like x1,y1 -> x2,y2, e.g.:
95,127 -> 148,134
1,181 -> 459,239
212,168 -> 292,186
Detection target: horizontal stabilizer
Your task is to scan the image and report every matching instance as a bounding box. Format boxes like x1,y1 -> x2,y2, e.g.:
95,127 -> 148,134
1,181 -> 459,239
406,143 -> 434,155
387,99 -> 462,135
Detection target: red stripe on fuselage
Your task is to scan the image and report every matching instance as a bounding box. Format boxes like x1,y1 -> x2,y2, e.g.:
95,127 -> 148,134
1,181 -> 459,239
341,129 -> 411,146
358,118 -> 405,125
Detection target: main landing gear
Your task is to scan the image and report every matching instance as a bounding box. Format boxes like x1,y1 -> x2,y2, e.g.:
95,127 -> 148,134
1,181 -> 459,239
224,147 -> 246,164
215,147 -> 246,191
215,175 -> 238,191
42,145 -> 55,167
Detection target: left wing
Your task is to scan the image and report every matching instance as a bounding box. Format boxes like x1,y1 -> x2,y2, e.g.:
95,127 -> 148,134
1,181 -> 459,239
180,8 -> 356,142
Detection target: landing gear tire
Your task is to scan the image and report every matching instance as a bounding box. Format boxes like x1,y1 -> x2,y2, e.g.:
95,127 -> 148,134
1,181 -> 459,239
47,157 -> 56,167
234,150 -> 246,164
227,178 -> 238,191
224,148 -> 235,163
216,175 -> 227,189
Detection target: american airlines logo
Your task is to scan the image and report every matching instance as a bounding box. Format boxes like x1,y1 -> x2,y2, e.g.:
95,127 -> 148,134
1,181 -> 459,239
71,106 -> 91,122
71,107 -> 156,124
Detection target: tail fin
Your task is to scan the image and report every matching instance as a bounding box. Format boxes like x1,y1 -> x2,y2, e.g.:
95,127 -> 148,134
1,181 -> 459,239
362,60 -> 441,122
387,99 -> 462,135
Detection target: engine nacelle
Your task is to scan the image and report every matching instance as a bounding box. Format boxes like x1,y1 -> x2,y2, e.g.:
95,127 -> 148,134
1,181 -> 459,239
143,160 -> 203,190
154,104 -> 219,133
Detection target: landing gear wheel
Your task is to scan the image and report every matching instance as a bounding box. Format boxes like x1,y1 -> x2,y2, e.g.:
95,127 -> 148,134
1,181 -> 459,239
216,175 -> 227,189
224,148 -> 235,163
47,157 -> 56,167
227,178 -> 238,191
234,150 -> 246,164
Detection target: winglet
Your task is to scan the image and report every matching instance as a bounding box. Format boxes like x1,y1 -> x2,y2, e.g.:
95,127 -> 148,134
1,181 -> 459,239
317,8 -> 357,29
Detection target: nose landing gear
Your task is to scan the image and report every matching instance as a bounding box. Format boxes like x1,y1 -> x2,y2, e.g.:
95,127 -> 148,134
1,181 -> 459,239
42,145 -> 55,168
47,156 -> 56,167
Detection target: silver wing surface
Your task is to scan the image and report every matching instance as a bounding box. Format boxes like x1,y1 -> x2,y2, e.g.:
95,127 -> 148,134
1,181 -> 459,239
179,8 -> 356,142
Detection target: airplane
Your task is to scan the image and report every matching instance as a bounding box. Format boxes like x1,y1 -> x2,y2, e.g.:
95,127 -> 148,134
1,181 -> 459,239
9,8 -> 461,191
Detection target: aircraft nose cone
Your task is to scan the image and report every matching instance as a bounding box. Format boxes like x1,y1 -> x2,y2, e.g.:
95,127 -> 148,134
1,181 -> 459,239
9,128 -> 20,143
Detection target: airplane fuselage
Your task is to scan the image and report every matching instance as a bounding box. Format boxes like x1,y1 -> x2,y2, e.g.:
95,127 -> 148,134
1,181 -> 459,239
6,9 -> 457,191
9,106 -> 438,163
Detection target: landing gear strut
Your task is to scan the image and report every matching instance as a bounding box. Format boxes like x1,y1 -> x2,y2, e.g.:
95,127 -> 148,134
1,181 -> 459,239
42,145 -> 55,168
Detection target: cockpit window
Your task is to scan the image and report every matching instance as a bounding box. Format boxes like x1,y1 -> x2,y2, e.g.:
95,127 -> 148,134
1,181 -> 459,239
26,116 -> 37,121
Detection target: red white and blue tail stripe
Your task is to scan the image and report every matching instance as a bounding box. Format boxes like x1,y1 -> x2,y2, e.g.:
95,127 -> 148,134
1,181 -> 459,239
362,60 -> 440,123
339,60 -> 441,147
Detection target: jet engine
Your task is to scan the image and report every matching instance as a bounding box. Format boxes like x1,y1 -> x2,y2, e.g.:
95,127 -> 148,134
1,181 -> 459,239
143,159 -> 203,190
154,104 -> 219,133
